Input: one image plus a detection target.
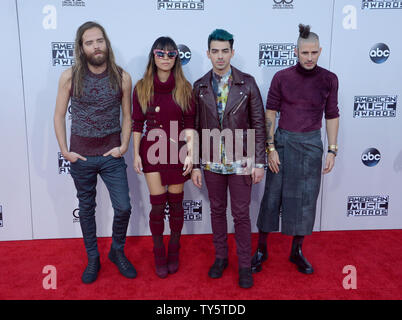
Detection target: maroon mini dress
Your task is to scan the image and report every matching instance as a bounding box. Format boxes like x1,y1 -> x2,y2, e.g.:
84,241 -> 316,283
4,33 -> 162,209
132,72 -> 195,186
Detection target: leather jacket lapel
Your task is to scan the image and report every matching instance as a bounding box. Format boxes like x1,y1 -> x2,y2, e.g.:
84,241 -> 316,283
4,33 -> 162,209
223,67 -> 246,119
198,71 -> 219,125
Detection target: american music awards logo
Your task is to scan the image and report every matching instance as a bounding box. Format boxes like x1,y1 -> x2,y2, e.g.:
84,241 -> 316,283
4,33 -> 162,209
157,0 -> 204,10
259,43 -> 297,67
353,95 -> 397,118
165,200 -> 202,221
347,196 -> 389,216
361,0 -> 402,9
0,205 -> 3,227
58,152 -> 71,174
52,42 -> 75,66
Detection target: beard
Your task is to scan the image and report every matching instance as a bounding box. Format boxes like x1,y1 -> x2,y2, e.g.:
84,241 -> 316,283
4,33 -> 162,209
85,49 -> 108,67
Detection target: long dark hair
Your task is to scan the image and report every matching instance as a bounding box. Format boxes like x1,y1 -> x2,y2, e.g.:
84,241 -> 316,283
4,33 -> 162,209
72,21 -> 122,97
135,36 -> 192,114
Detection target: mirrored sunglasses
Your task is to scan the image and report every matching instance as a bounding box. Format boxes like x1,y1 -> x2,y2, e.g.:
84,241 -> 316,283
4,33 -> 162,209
153,49 -> 178,59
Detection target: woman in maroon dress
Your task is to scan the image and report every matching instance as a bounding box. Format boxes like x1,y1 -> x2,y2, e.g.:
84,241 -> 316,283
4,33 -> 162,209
132,37 -> 195,278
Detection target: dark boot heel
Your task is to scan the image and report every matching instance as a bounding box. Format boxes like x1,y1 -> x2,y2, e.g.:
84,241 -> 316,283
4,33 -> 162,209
167,242 -> 180,274
153,246 -> 168,278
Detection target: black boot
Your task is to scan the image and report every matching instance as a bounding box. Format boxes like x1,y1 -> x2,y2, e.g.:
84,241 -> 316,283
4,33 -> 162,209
208,258 -> 228,279
251,245 -> 268,273
239,267 -> 253,289
81,256 -> 101,284
289,236 -> 314,274
108,248 -> 137,279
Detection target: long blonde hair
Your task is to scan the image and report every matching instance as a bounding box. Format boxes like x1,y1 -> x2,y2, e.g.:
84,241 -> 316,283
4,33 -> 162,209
135,37 -> 192,114
72,21 -> 122,97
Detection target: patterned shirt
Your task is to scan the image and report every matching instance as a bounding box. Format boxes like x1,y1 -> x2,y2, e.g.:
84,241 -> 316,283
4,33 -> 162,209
203,69 -> 256,175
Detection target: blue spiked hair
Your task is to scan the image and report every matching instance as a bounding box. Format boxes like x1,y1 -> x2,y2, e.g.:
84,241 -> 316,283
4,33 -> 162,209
208,29 -> 234,50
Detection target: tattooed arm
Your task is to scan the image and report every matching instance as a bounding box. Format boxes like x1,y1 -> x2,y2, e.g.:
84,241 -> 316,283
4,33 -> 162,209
265,109 -> 276,144
265,109 -> 280,173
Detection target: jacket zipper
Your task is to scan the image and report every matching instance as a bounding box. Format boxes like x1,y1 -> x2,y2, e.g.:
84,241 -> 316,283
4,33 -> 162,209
199,87 -> 208,127
231,94 -> 247,114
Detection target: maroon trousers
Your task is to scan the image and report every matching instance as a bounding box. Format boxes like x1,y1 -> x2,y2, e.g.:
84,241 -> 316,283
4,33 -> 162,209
204,170 -> 252,268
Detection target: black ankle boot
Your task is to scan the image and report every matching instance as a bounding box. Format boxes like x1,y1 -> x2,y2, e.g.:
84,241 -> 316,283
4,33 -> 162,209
251,245 -> 268,273
289,236 -> 314,274
108,248 -> 137,279
82,256 -> 101,284
208,258 -> 228,279
239,267 -> 253,289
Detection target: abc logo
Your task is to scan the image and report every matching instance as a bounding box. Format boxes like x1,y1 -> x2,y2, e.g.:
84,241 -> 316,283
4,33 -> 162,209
72,208 -> 80,219
178,44 -> 191,65
369,43 -> 390,64
361,148 -> 381,167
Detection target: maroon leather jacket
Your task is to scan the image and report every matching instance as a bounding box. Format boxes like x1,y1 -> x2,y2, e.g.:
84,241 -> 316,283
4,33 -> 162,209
193,66 -> 266,168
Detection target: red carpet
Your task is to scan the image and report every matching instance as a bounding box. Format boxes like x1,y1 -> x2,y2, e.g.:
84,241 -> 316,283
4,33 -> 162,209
1,230 -> 402,300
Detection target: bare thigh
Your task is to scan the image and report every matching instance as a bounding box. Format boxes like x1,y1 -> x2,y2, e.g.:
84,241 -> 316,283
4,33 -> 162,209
144,172 -> 166,195
167,183 -> 184,194
144,172 -> 185,195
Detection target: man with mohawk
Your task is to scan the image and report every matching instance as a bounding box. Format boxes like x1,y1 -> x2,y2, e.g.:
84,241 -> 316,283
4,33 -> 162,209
251,24 -> 340,275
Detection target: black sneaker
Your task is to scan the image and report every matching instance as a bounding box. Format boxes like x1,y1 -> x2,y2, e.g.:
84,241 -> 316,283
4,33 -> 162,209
108,248 -> 137,279
239,267 -> 253,289
82,256 -> 101,284
208,258 -> 228,279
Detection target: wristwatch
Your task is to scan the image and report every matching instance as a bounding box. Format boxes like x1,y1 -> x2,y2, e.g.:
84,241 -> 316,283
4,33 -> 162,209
265,142 -> 275,154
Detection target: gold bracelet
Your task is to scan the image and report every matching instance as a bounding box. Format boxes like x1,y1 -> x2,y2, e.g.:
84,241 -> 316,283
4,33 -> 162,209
328,144 -> 338,151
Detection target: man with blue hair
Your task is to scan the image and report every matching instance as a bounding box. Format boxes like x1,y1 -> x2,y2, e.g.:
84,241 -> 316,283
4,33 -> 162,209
191,29 -> 266,288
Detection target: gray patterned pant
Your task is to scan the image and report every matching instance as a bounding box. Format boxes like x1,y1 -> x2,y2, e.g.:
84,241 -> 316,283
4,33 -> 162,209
257,128 -> 323,236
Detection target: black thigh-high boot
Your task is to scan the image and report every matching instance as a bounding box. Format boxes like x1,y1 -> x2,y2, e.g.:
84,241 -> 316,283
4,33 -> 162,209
289,235 -> 314,274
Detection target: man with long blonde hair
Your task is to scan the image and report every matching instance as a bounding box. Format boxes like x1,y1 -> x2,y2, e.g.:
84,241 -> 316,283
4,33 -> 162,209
54,21 -> 136,284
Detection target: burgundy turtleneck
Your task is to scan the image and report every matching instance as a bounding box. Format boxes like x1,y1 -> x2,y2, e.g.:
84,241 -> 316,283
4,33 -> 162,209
132,72 -> 195,134
266,62 -> 339,132
132,72 -> 195,185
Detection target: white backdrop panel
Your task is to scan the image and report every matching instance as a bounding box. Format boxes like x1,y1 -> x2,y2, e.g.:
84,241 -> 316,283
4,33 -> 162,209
17,0 -> 335,240
4,0 -> 400,241
321,0 -> 402,230
0,0 -> 33,240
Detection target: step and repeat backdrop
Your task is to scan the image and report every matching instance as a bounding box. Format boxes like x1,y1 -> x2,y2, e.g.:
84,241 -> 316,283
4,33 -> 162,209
1,0 -> 401,241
